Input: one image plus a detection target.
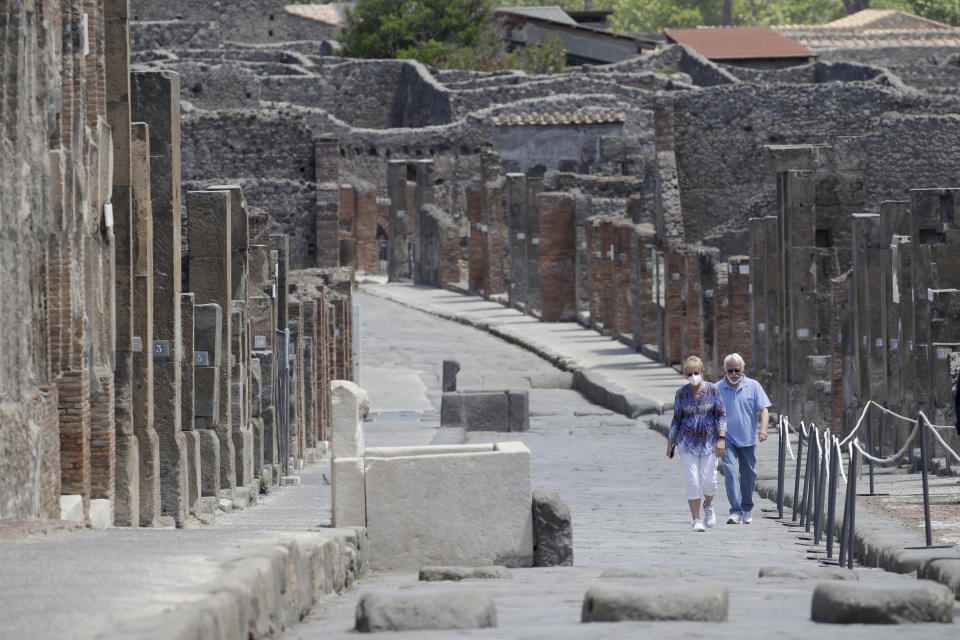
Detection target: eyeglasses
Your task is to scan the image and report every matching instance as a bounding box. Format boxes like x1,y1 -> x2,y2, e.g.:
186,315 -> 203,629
726,368 -> 741,373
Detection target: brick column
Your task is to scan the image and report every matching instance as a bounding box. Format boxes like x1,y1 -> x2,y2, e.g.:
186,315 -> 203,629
538,193 -> 576,322
315,136 -> 340,268
467,185 -> 487,295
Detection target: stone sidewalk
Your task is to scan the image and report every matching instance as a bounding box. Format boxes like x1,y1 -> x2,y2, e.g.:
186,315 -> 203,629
0,461 -> 363,640
283,289 -> 957,637
357,283 -> 960,596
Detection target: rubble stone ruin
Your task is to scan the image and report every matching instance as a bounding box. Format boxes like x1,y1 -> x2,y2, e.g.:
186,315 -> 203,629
2,0 -> 958,539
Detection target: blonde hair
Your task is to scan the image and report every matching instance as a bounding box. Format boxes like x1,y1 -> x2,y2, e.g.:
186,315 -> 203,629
682,355 -> 704,376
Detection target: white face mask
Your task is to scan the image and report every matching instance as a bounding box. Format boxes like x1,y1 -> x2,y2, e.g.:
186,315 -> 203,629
687,373 -> 702,386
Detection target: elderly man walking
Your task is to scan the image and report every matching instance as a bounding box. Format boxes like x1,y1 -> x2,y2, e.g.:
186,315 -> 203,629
716,353 -> 771,524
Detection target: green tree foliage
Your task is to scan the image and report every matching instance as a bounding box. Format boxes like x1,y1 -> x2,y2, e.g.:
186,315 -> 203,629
338,0 -> 493,59
905,0 -> 960,25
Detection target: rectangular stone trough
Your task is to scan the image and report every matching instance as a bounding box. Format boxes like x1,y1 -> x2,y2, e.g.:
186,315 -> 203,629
363,442 -> 534,571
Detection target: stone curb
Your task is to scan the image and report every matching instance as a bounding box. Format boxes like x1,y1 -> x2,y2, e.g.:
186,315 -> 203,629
95,528 -> 368,640
359,286 -> 663,416
646,416 -> 960,600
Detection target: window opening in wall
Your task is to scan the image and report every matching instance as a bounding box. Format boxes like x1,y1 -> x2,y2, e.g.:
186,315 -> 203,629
815,229 -> 831,248
377,226 -> 389,275
918,228 -> 946,244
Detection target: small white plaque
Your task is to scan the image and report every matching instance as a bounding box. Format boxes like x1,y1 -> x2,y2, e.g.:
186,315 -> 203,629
797,328 -> 810,339
739,264 -> 750,275
153,340 -> 170,358
194,351 -> 209,366
517,232 -> 526,240
254,335 -> 267,349
889,339 -> 898,351
397,210 -> 406,218
672,273 -> 680,281
531,237 -> 540,245
758,323 -> 766,332
875,338 -> 883,348
937,348 -> 951,360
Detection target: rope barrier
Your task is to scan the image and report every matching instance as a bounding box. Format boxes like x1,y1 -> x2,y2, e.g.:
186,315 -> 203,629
837,400 -> 916,446
783,418 -> 796,462
919,411 -> 960,464
834,437 -> 847,483
848,419 -> 920,465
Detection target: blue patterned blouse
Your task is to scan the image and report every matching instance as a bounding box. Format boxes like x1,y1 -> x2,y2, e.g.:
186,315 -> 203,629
668,382 -> 727,455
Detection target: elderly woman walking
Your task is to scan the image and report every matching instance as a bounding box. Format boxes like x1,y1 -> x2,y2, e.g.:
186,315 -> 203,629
667,355 -> 727,532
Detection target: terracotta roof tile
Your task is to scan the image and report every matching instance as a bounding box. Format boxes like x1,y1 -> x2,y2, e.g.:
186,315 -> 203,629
664,26 -> 816,60
491,111 -> 626,127
822,9 -> 952,31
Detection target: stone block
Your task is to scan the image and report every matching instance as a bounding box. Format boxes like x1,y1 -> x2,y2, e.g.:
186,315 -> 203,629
419,566 -> 512,582
332,456 -> 366,528
194,366 -> 220,428
442,359 -> 460,392
759,566 -> 857,580
89,499 -> 113,529
364,441 -> 533,571
581,584 -> 728,623
441,391 -> 508,430
532,490 -> 573,567
193,303 -> 222,364
355,591 -> 497,633
507,390 -> 529,431
199,429 -> 220,497
331,380 -> 365,458
183,430 -> 201,516
114,434 -> 139,527
810,580 -> 954,624
59,495 -> 83,523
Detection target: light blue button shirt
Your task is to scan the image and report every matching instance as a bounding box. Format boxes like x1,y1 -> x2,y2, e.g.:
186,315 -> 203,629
716,375 -> 771,447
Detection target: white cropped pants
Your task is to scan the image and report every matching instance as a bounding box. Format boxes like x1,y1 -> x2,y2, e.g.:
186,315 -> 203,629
679,450 -> 717,500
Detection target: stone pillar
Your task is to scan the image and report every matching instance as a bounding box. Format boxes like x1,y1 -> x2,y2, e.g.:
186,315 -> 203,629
187,189 -> 235,495
107,0 -> 136,527
249,294 -> 276,472
466,185 -> 487,296
506,173 -> 528,310
194,303 -> 222,498
387,160 -> 411,281
231,301 -> 253,487
538,193 -> 576,322
302,300 -> 319,450
208,185 -> 248,302
442,360 -> 460,392
132,71 -> 186,527
180,293 -> 200,516
315,136 -> 340,269
631,223 -> 657,354
525,178 -> 544,316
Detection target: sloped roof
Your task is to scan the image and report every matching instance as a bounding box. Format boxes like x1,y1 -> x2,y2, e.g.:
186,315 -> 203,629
664,27 -> 816,60
285,3 -> 346,26
491,111 -> 626,127
494,6 -> 578,26
822,9 -> 952,31
776,9 -> 960,50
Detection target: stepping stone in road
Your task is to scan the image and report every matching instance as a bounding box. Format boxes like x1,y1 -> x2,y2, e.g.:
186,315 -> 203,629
811,580 -> 954,624
759,566 -> 858,580
355,591 -> 497,632
581,583 -> 728,622
419,566 -> 513,581
600,566 -> 685,580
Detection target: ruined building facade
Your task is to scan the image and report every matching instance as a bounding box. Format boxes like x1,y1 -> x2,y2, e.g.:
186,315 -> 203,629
1,1 -> 353,525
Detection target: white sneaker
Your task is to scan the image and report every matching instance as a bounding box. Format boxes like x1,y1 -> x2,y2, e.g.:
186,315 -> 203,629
727,513 -> 742,525
742,511 -> 753,524
691,518 -> 706,532
703,506 -> 716,528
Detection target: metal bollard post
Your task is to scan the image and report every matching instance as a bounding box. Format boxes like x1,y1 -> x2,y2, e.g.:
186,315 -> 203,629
826,437 -> 839,558
814,435 -> 827,545
918,414 -> 933,547
792,424 -> 804,521
777,416 -> 786,519
846,446 -> 858,570
866,408 -> 875,495
804,440 -> 817,533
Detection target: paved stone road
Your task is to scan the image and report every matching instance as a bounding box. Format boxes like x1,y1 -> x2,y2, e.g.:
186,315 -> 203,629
283,291 -> 958,638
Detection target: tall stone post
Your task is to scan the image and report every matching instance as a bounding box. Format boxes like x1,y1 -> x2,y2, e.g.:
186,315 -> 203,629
106,0 -> 137,527
187,190 -> 235,495
387,160 -> 412,281
194,303 -> 222,499
231,301 -> 254,487
180,293 -> 200,516
132,71 -> 186,526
